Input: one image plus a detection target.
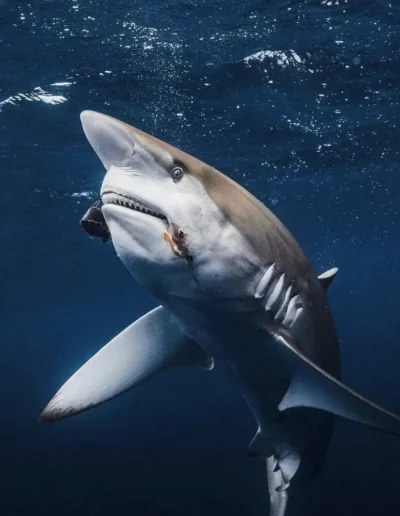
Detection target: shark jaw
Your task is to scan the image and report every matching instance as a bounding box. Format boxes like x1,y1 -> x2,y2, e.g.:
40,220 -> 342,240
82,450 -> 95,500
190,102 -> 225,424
100,192 -> 194,269
99,187 -> 194,260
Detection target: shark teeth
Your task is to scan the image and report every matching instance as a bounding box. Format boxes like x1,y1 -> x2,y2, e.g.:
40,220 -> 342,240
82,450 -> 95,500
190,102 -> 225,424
102,191 -> 167,221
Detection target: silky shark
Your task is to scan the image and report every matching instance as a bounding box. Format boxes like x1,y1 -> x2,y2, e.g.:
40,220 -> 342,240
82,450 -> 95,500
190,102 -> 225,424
41,111 -> 400,516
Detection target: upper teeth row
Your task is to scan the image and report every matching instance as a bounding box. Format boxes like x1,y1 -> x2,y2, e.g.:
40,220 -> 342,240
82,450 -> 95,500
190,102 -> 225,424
104,194 -> 166,220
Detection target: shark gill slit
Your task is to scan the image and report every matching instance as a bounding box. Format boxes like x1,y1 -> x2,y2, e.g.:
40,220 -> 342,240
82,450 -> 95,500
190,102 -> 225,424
255,264 -> 302,328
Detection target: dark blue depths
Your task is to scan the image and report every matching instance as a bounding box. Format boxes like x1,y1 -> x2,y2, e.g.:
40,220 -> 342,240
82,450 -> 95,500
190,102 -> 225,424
1,1 -> 400,515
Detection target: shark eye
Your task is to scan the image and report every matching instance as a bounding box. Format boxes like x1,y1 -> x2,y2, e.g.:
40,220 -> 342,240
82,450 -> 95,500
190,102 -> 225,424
171,166 -> 184,182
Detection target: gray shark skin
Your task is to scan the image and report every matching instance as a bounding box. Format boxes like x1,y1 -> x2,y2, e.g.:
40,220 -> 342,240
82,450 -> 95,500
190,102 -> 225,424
41,111 -> 400,516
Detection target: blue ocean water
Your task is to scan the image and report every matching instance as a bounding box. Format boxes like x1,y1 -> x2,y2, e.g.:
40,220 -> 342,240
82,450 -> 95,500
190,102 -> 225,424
1,0 -> 400,514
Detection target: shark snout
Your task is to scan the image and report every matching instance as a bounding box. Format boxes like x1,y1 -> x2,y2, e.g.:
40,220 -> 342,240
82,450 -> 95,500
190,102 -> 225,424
80,110 -> 136,170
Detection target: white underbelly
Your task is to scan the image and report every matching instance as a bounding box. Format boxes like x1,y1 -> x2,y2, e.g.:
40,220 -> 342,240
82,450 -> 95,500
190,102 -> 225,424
164,297 -> 294,427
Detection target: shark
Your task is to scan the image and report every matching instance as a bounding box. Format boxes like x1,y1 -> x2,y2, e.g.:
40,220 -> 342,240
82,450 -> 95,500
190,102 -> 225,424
41,110 -> 400,516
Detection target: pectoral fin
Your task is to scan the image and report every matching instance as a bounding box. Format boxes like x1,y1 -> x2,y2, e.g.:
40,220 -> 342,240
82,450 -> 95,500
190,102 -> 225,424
273,328 -> 400,435
40,306 -> 213,422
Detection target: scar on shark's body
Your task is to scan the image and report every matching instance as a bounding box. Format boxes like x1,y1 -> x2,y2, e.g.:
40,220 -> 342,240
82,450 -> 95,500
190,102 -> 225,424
41,110 -> 400,516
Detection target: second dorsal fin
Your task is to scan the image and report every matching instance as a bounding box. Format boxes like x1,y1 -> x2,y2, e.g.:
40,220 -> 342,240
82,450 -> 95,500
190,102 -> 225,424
318,267 -> 338,291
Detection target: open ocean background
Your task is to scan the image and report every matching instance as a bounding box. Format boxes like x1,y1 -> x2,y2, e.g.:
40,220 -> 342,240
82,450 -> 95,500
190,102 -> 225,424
1,1 -> 400,514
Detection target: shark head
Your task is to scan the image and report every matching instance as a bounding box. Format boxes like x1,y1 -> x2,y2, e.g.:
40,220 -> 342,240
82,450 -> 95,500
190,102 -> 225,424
80,111 -> 311,301
80,110 -> 238,296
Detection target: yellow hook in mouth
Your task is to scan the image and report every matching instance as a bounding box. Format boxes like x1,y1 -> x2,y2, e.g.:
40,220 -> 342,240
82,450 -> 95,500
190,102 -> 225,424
163,232 -> 183,258
163,230 -> 193,263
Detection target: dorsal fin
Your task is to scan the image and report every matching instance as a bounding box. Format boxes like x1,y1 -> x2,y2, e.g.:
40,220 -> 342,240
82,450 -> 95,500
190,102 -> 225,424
318,267 -> 338,291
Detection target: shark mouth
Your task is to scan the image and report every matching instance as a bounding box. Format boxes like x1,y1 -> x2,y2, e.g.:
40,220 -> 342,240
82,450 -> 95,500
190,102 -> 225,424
102,190 -> 167,221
